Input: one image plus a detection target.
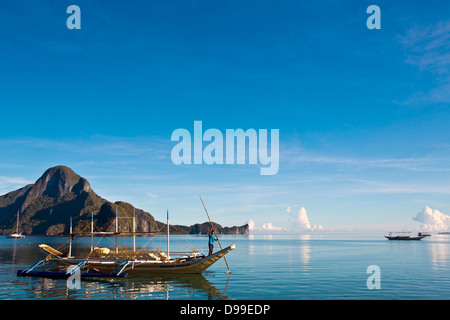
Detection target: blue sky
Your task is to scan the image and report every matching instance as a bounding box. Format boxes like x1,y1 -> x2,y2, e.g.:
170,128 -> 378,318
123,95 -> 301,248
1,0 -> 450,233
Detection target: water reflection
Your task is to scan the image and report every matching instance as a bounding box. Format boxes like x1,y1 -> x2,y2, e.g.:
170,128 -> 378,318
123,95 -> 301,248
427,236 -> 450,271
7,234 -> 450,300
121,274 -> 229,300
295,234 -> 311,273
11,272 -> 229,300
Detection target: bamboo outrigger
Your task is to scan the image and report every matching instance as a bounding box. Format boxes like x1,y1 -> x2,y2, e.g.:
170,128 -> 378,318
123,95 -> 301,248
17,204 -> 235,278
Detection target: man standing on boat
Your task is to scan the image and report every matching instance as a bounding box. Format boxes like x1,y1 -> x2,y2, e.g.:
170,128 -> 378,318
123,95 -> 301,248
208,229 -> 218,255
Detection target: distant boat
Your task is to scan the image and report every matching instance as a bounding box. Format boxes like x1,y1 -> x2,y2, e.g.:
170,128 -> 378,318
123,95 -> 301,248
6,211 -> 25,239
385,231 -> 431,241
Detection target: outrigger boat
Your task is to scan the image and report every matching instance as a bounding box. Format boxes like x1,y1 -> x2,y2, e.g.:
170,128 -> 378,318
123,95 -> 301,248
17,205 -> 235,279
385,231 -> 431,240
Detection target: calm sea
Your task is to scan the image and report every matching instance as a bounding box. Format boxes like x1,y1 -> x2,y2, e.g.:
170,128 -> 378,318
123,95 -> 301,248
0,234 -> 449,300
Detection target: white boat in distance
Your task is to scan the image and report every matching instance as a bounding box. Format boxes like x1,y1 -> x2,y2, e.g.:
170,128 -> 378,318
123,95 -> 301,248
6,211 -> 25,239
385,231 -> 431,240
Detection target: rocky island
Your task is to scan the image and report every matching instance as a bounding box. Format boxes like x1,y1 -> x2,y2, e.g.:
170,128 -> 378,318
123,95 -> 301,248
0,166 -> 249,236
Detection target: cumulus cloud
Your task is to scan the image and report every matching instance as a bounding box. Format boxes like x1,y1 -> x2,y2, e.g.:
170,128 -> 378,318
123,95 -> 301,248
247,219 -> 284,233
288,207 -> 324,232
413,206 -> 450,232
261,223 -> 283,231
248,207 -> 326,234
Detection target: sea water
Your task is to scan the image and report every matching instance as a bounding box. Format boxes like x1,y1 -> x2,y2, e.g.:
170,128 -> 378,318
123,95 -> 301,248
0,234 -> 449,300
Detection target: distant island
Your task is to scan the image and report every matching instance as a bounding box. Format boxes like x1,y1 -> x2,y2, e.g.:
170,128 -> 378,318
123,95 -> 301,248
0,166 -> 249,236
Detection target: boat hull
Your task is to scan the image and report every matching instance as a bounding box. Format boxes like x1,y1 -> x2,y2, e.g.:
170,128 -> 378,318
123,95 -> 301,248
6,234 -> 25,239
385,236 -> 425,240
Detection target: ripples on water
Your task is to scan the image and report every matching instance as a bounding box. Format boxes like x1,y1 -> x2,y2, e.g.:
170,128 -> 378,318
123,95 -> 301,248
1,234 -> 450,300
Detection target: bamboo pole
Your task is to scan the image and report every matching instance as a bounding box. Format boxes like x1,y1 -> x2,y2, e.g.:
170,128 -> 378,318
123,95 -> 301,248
90,212 -> 94,252
199,196 -> 231,273
115,207 -> 118,255
69,216 -> 73,258
166,209 -> 170,261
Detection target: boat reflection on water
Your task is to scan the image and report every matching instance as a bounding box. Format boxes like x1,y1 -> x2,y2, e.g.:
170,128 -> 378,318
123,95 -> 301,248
16,271 -> 230,300
124,273 -> 229,300
63,273 -> 230,300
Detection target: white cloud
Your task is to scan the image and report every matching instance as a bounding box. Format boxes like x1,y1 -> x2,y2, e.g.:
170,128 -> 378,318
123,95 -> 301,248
247,219 -> 284,233
288,207 -> 325,232
145,192 -> 157,198
401,21 -> 450,105
412,206 -> 450,232
248,207 -> 326,234
285,151 -> 429,170
401,21 -> 450,73
0,176 -> 31,186
0,176 -> 33,194
261,223 -> 283,231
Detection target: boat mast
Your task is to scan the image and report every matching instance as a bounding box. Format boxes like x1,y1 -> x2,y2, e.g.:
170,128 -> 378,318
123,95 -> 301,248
90,212 -> 94,252
133,207 -> 136,252
69,216 -> 73,258
16,210 -> 20,234
166,209 -> 169,261
115,206 -> 119,255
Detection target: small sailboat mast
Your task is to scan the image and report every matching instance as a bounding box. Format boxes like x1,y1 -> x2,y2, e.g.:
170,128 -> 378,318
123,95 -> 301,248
15,210 -> 20,234
7,210 -> 25,238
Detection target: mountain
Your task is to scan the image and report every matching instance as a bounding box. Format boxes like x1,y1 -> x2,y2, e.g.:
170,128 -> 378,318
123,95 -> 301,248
175,222 -> 249,235
0,166 -> 248,236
